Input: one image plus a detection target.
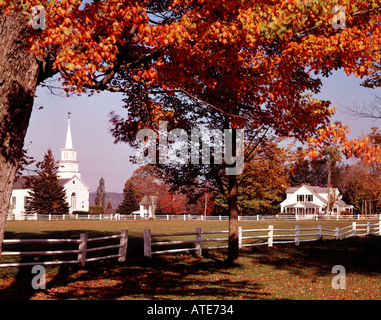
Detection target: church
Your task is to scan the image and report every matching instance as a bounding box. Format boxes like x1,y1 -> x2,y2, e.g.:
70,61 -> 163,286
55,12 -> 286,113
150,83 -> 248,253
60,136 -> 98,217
10,115 -> 90,218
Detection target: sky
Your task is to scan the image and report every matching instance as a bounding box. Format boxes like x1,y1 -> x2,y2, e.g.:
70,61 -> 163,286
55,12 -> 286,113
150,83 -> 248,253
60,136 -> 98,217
24,70 -> 381,193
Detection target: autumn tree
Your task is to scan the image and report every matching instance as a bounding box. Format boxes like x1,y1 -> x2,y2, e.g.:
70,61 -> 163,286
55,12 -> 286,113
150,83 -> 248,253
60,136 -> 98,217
340,128 -> 381,213
126,165 -> 162,201
1,0 -> 381,263
111,1 -> 381,262
290,146 -> 343,188
156,184 -> 189,215
25,149 -> 69,215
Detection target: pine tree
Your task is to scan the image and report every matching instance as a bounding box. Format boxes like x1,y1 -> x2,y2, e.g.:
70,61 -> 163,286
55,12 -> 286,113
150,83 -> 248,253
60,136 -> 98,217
25,149 -> 69,215
117,181 -> 139,215
95,177 -> 106,208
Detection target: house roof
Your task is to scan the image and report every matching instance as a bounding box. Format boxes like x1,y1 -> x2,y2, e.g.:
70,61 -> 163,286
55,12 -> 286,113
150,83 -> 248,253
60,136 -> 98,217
139,195 -> 158,206
284,185 -> 352,208
286,185 -> 339,194
284,202 -> 321,208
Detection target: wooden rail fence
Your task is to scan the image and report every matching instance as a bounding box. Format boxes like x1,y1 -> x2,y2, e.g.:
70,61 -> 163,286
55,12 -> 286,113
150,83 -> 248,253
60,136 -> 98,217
0,230 -> 128,268
7,213 -> 381,221
144,221 -> 381,257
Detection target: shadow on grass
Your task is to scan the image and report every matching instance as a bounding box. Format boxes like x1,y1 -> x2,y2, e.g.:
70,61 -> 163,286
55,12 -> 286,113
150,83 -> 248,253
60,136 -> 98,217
249,235 -> 381,278
0,230 -> 267,300
2,229 -> 380,300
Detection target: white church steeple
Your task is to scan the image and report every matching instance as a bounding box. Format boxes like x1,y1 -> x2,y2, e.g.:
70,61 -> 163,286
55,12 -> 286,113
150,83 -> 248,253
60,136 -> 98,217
65,112 -> 73,149
58,113 -> 81,179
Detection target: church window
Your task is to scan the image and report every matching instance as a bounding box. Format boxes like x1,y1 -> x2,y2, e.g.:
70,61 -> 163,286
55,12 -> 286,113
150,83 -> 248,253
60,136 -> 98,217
71,192 -> 76,210
10,197 -> 16,209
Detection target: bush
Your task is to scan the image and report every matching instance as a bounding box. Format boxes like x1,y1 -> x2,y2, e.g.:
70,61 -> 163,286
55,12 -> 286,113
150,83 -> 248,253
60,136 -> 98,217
72,210 -> 90,215
89,205 -> 104,215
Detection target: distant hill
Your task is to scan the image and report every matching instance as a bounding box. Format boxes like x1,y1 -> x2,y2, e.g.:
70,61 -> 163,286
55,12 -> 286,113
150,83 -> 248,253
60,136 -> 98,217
89,192 -> 124,209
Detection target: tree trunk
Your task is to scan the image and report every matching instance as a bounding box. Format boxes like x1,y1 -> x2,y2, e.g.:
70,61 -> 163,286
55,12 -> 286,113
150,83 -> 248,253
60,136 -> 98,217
0,10 -> 41,260
227,173 -> 239,264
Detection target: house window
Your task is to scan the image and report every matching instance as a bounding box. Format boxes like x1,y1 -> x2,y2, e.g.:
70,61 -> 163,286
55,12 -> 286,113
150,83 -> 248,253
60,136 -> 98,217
297,195 -> 304,202
71,192 -> 76,210
306,194 -> 313,202
10,196 -> 16,209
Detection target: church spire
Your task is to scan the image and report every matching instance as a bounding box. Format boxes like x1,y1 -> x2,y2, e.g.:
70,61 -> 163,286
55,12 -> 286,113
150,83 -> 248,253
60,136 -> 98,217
58,113 -> 81,179
65,112 -> 73,149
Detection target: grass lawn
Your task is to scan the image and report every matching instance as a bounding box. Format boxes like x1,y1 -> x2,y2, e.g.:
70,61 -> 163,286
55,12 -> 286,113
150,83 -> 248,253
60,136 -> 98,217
0,219 -> 380,300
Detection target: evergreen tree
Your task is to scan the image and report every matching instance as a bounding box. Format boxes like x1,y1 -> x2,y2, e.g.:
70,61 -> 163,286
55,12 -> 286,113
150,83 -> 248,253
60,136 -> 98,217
95,177 -> 106,207
117,181 -> 139,215
25,149 -> 69,215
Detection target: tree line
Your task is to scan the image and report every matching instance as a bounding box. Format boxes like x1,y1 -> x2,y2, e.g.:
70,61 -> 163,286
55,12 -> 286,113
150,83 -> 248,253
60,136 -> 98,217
18,126 -> 381,218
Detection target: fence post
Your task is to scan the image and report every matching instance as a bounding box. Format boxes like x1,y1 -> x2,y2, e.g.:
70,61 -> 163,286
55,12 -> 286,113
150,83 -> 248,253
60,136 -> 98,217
317,225 -> 322,240
268,225 -> 274,247
195,228 -> 202,257
238,226 -> 242,249
76,213 -> 78,220
78,233 -> 88,267
88,214 -> 90,220
49,214 -> 51,221
144,229 -> 152,258
366,222 -> 371,235
63,214 -> 65,220
295,225 -> 300,246
99,214 -> 102,220
352,222 -> 357,237
118,230 -> 128,262
335,227 -> 339,240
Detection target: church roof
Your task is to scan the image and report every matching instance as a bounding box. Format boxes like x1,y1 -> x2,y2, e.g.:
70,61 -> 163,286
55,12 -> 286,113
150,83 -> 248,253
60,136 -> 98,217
13,175 -> 90,191
13,176 -> 36,189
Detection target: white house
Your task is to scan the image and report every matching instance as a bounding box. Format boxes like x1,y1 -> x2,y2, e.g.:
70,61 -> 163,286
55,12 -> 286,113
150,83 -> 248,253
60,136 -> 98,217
280,185 -> 353,215
10,115 -> 90,218
137,195 -> 158,219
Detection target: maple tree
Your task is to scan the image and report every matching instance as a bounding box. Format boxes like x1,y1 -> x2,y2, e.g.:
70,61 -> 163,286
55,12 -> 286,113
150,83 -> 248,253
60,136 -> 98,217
1,0 -> 381,262
340,127 -> 381,213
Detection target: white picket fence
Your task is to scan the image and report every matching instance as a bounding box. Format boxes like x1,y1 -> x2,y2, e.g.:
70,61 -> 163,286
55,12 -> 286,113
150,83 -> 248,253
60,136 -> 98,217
143,221 -> 381,258
7,212 -> 381,222
0,230 -> 128,268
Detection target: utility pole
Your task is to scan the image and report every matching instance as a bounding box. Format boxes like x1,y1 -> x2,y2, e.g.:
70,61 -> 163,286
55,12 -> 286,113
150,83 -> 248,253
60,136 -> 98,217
204,193 -> 208,217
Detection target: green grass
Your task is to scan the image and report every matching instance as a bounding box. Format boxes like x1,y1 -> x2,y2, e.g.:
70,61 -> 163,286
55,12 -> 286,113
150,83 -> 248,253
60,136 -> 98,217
1,219 -> 380,300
